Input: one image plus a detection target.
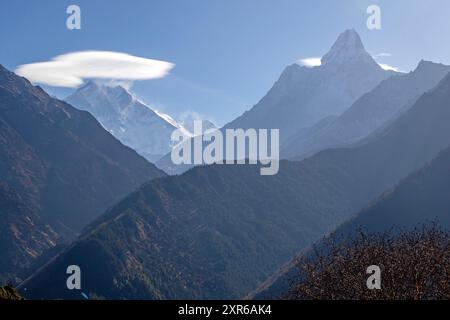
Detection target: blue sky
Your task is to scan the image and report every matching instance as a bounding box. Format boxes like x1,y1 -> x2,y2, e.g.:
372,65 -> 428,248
1,0 -> 450,125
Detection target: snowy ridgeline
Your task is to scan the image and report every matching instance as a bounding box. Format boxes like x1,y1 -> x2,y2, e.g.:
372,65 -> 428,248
66,81 -> 216,163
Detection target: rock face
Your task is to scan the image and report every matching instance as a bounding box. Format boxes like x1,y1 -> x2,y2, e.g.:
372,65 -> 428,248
224,29 -> 393,142
0,65 -> 165,281
181,119 -> 217,137
321,29 -> 374,66
66,82 -> 191,163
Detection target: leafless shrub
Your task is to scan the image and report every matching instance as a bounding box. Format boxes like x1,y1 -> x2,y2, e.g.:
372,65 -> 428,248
287,225 -> 450,300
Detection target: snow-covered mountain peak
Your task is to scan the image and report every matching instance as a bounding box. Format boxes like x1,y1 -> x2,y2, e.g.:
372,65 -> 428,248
321,29 -> 376,67
66,82 -> 191,163
223,29 -> 393,145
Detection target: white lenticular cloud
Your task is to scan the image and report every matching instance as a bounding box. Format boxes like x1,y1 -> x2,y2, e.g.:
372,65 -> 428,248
15,51 -> 175,88
297,57 -> 322,68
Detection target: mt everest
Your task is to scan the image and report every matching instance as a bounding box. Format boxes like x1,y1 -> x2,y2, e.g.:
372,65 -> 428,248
66,81 -> 193,163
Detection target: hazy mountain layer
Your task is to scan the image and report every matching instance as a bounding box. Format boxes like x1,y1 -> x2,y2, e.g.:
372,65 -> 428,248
282,60 -> 450,160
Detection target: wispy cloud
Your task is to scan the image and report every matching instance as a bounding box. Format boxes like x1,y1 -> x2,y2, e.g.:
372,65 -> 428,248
297,57 -> 322,68
371,53 -> 401,72
15,51 -> 174,88
178,110 -> 215,125
378,63 -> 400,72
373,52 -> 392,58
91,78 -> 135,91
297,55 -> 400,72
